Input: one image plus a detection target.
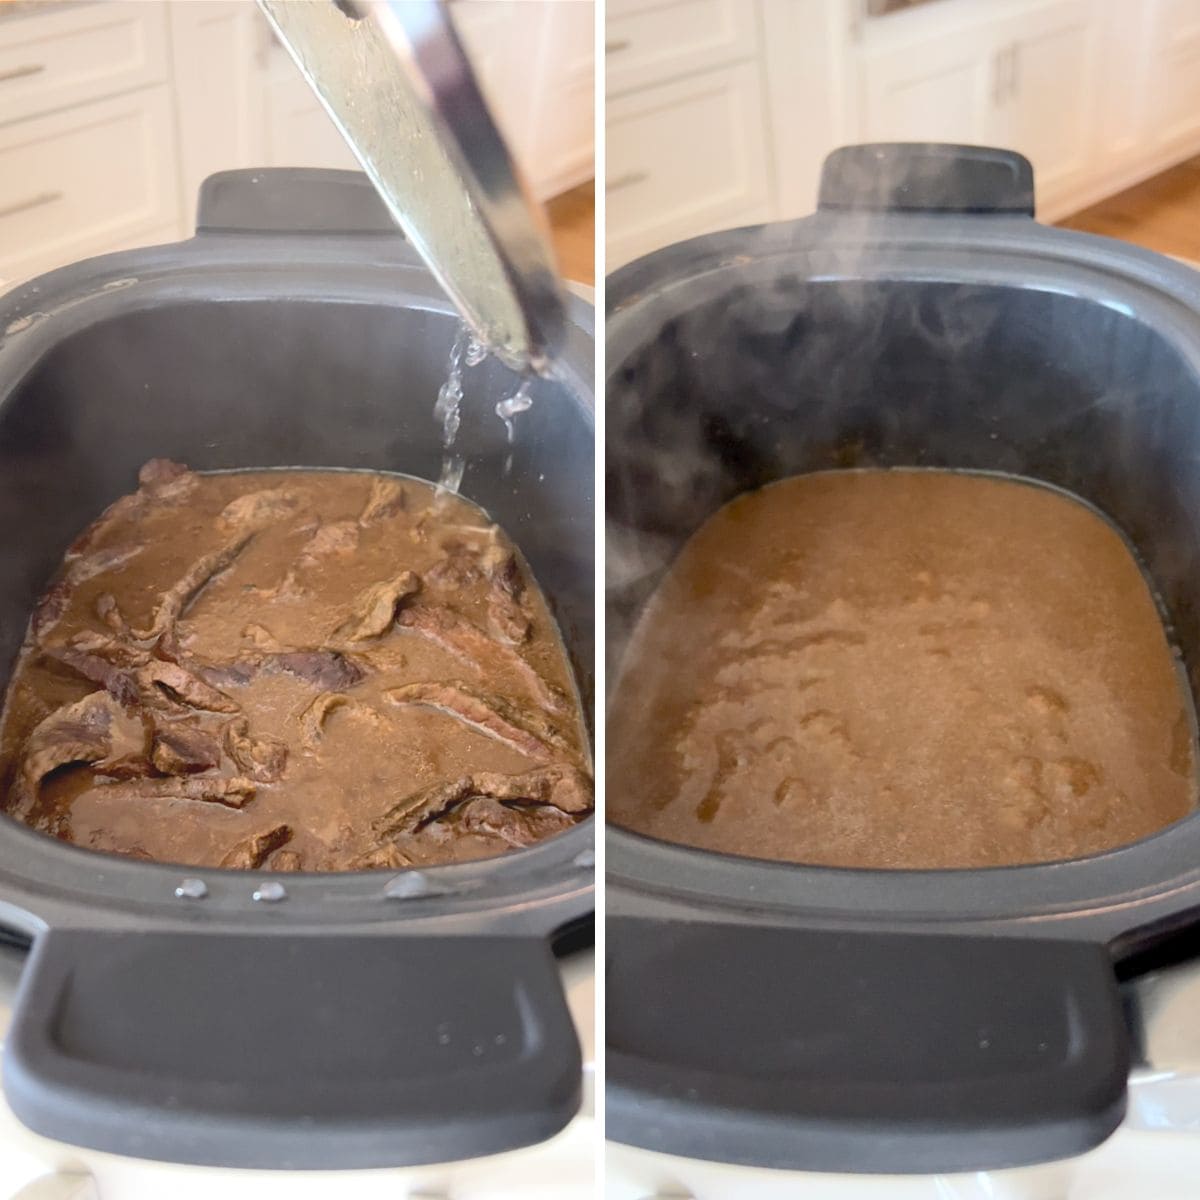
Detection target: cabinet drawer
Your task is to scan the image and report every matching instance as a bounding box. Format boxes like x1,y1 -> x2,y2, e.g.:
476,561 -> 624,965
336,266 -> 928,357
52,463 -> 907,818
606,0 -> 758,96
0,87 -> 180,284
0,2 -> 169,127
606,62 -> 770,267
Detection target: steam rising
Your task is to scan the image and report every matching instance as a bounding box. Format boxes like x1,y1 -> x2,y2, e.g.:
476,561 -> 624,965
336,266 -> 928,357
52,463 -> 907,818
605,190 -> 1200,713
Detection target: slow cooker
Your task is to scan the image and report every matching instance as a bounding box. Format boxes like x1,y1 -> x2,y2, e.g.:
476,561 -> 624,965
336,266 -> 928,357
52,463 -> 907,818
0,168 -> 594,1183
606,143 -> 1200,1185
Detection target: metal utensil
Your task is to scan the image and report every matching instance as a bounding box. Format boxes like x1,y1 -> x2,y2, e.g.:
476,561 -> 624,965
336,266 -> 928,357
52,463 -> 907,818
258,0 -> 567,374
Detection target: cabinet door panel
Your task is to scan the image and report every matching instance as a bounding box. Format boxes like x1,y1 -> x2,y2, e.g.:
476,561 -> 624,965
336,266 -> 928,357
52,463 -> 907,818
991,1 -> 1098,213
1146,0 -> 1200,153
170,2 -> 266,227
529,0 -> 595,199
607,62 -> 769,267
0,1 -> 168,128
0,88 -> 179,284
859,25 -> 992,147
606,0 -> 757,96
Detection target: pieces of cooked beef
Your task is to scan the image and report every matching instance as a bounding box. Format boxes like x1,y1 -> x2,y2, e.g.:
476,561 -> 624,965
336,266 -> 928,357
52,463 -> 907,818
333,571 -> 421,642
483,548 -> 532,644
358,476 -> 407,524
299,520 -> 360,562
32,545 -> 146,643
265,650 -> 365,691
425,541 -> 484,589
217,487 -> 300,531
136,661 -> 240,714
220,823 -> 293,868
125,534 -> 253,644
40,632 -> 149,709
223,716 -> 288,783
151,724 -> 222,775
13,691 -> 152,815
374,763 -> 592,838
384,682 -> 573,761
138,458 -> 198,498
94,775 -> 257,808
456,795 -> 575,847
394,603 -> 563,711
190,649 -> 366,693
0,464 -> 590,870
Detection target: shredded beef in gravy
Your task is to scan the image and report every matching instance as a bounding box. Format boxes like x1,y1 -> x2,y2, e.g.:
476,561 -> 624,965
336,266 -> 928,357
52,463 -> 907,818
0,461 -> 591,870
608,470 -> 1196,869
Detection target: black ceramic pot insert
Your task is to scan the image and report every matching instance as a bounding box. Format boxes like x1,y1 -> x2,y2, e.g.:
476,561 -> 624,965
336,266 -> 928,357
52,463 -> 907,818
0,169 -> 594,1170
606,144 -> 1200,1175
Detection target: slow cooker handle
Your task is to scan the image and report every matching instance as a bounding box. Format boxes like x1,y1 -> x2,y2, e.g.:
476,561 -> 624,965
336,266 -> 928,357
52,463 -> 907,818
2,928 -> 581,1169
195,167 -> 403,236
818,143 -> 1036,216
607,918 -> 1128,1172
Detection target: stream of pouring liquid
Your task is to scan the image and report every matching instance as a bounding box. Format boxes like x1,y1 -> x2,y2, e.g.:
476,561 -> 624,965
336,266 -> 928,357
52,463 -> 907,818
433,322 -> 539,494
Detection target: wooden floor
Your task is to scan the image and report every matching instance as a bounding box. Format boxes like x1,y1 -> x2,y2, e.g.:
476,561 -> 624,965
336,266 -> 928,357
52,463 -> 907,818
546,180 -> 595,286
1059,156 -> 1200,260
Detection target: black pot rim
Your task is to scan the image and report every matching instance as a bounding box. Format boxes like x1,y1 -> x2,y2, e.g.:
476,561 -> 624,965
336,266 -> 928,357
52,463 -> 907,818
0,233 -> 595,942
605,210 -> 1200,953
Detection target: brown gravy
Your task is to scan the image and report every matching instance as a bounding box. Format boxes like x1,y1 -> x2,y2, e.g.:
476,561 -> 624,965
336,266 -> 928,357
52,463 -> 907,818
0,460 -> 591,870
608,470 -> 1196,869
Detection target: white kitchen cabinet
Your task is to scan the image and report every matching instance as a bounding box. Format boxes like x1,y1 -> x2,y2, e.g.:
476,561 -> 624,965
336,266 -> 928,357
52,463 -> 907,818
451,0 -> 546,176
1145,0 -> 1200,157
859,19 -> 994,147
169,1 -> 267,229
0,86 -> 178,283
988,1 -> 1100,214
858,0 -> 1101,217
0,1 -> 169,128
607,61 -> 770,266
0,0 -> 592,292
606,0 -> 757,97
259,52 -> 360,173
611,0 -> 1200,263
526,0 -> 595,199
240,0 -> 592,201
452,0 -> 594,200
604,0 -> 767,266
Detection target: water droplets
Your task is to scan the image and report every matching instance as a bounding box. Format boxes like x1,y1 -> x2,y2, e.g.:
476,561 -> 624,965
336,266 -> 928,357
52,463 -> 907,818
434,325 -> 470,493
432,323 -> 538,488
496,378 -> 533,444
464,333 -> 487,367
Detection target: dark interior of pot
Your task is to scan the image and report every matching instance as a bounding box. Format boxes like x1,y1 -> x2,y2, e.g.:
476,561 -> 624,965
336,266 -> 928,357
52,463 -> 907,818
607,278 -> 1200,863
608,279 -> 1200,695
0,299 -> 595,720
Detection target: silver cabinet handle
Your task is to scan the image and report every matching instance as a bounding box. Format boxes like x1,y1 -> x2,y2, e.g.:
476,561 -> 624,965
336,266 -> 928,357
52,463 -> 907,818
606,38 -> 631,53
992,44 -> 1019,104
991,46 -> 1007,105
0,63 -> 44,84
1009,41 -> 1020,98
0,190 -> 62,220
606,171 -> 647,192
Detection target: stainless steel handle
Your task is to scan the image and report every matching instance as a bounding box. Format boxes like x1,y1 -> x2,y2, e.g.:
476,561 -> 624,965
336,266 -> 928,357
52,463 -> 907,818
605,38 -> 631,53
992,45 -> 1014,105
606,170 -> 647,192
1008,41 -> 1020,98
0,190 -> 62,220
0,62 -> 44,84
